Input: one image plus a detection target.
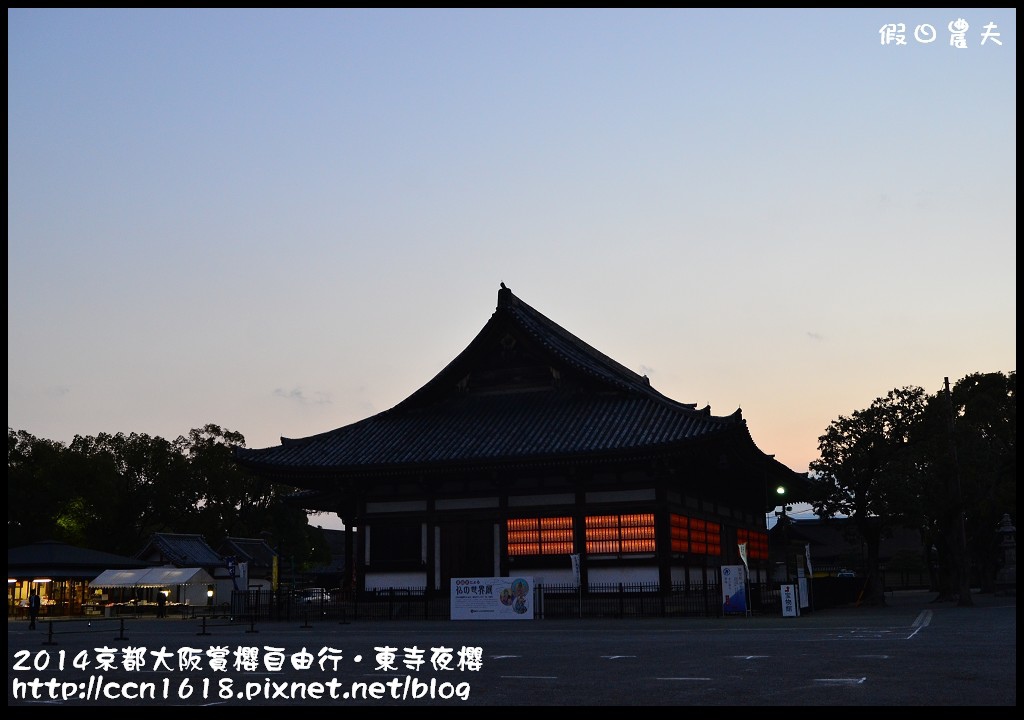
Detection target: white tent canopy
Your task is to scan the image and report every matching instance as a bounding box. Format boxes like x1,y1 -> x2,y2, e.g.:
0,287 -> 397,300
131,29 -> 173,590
90,567 -> 214,588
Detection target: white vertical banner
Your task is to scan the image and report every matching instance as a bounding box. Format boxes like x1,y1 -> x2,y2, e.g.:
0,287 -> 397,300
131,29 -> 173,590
737,543 -> 751,615
804,543 -> 814,612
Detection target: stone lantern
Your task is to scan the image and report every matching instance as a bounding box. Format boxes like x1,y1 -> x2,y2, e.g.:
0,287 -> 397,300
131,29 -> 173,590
994,513 -> 1015,596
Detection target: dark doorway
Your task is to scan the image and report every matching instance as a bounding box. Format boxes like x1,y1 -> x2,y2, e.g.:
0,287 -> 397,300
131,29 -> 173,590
440,520 -> 495,589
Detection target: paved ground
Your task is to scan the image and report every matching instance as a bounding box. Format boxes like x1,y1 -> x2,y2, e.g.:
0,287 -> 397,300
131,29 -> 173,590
7,589 -> 1015,706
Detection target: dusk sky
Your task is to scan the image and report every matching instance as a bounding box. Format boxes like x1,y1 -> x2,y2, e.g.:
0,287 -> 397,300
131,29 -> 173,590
8,9 -> 1016,529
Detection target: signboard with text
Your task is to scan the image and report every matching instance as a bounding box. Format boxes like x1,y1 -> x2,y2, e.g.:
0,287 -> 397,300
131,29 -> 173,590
721,565 -> 747,615
780,583 -> 800,617
451,577 -> 534,620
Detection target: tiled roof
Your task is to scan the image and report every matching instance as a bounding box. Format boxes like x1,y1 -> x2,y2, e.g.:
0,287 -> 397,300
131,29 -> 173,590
235,285 -> 761,477
242,391 -> 739,472
9,541 -> 143,569
219,537 -> 276,568
137,532 -> 223,567
400,284 -> 682,404
8,541 -> 143,579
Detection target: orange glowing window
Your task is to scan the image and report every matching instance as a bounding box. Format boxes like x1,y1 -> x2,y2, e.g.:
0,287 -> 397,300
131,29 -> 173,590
737,529 -> 768,561
672,515 -> 722,556
507,516 -> 574,556
584,513 -> 656,554
706,520 -> 722,557
670,514 -> 689,552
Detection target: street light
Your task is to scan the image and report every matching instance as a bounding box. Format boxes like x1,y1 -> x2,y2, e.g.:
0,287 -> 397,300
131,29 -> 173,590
770,483 -> 786,507
773,486 -> 788,577
775,502 -> 794,584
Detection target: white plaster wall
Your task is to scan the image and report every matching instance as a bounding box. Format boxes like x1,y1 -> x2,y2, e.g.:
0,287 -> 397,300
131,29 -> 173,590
513,568 -> 575,586
585,565 -> 659,587
180,584 -> 211,606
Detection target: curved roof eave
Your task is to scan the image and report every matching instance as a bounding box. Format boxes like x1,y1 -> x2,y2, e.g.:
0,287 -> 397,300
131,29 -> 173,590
235,419 -> 762,488
232,285 -> 775,485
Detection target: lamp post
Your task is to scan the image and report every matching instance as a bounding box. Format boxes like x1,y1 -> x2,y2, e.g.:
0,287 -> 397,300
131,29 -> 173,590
771,485 -> 790,583
995,513 -> 1016,596
777,513 -> 789,583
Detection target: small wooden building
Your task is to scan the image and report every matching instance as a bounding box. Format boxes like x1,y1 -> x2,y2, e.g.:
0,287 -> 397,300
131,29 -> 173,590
217,536 -> 278,591
235,285 -> 809,594
7,541 -> 141,617
136,532 -> 231,601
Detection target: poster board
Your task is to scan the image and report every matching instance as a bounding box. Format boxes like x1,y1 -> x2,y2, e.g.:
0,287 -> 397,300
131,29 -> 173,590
451,577 -> 534,620
780,583 -> 801,617
721,565 -> 747,615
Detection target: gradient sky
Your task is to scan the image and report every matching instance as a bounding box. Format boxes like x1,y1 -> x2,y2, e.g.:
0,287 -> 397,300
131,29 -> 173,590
8,9 -> 1016,530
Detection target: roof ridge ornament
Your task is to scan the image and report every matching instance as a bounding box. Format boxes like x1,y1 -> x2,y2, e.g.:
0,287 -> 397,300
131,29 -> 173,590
497,281 -> 513,308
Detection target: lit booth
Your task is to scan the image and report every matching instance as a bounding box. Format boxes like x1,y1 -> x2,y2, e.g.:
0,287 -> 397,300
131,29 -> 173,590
89,567 -> 216,615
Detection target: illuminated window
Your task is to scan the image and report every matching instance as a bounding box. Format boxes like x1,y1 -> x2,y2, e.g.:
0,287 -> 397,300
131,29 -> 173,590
584,513 -> 655,554
507,516 -> 574,556
691,518 -> 707,554
707,520 -> 722,556
737,529 -> 768,560
670,514 -> 689,552
672,514 -> 722,556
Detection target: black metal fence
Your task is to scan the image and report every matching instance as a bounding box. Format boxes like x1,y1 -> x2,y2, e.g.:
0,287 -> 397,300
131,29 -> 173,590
6,569 -> 932,621
224,581 -> 838,623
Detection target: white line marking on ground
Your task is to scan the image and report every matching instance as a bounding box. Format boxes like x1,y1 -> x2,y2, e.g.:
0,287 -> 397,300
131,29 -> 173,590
656,677 -> 712,681
907,609 -> 932,638
814,678 -> 867,685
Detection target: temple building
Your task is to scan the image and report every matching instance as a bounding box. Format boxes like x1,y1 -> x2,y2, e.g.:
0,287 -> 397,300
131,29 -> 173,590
234,284 -> 810,594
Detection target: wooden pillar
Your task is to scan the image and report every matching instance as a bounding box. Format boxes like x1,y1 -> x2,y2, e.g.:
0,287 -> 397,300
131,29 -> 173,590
574,481 -> 588,591
343,522 -> 355,591
355,516 -> 367,594
656,482 -> 672,592
498,491 -> 509,577
425,495 -> 436,594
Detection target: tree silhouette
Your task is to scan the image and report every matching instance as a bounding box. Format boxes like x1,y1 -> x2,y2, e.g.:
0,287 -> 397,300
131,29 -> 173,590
809,386 -> 928,606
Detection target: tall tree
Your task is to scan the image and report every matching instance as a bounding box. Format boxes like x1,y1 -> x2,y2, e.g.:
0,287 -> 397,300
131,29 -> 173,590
952,372 -> 1016,593
809,387 -> 928,606
63,432 -> 195,556
8,424 -> 329,571
178,424 -> 325,570
8,429 -> 80,546
914,372 -> 1015,602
